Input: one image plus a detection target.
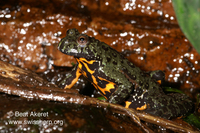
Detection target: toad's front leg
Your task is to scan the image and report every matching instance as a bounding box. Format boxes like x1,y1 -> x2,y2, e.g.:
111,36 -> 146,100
58,64 -> 82,89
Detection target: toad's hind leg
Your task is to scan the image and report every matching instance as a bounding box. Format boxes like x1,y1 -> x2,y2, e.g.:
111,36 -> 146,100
100,65 -> 133,104
145,93 -> 193,119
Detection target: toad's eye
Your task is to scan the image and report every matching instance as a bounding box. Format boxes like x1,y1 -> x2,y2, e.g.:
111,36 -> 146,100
77,35 -> 88,46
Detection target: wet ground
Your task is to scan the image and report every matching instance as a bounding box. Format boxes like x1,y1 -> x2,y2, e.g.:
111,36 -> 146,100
0,0 -> 200,132
0,93 -> 144,133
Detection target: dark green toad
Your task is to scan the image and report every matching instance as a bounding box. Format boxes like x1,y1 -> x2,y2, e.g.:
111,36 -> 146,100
57,28 -> 193,119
